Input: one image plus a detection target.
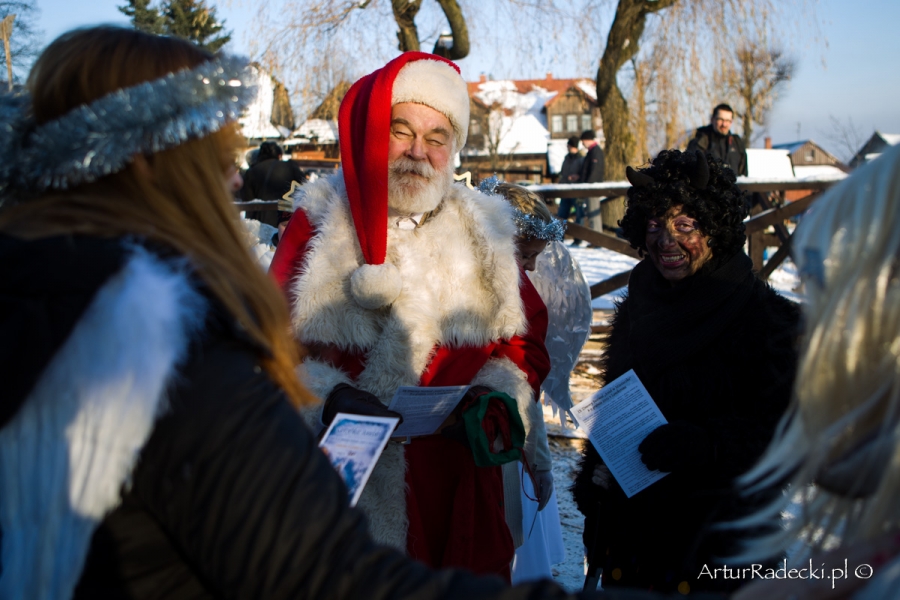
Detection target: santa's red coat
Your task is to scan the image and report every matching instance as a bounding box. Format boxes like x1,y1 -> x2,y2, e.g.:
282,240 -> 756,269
270,208 -> 550,579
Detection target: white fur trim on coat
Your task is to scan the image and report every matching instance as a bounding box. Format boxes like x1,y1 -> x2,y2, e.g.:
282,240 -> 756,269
350,262 -> 402,309
287,172 -> 536,549
392,58 -> 469,150
0,247 -> 205,600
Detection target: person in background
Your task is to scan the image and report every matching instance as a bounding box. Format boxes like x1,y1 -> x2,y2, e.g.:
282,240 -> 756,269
686,104 -> 747,177
571,149 -> 800,594
577,130 -> 605,243
240,140 -> 305,236
556,136 -> 585,245
730,142 -> 900,600
0,25 -> 599,600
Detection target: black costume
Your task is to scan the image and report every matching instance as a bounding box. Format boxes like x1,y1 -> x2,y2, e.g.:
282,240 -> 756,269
572,252 -> 799,594
0,233 -> 594,600
240,157 -> 306,228
686,125 -> 747,176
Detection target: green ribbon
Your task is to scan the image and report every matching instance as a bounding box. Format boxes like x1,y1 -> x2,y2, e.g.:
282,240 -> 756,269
462,391 -> 525,468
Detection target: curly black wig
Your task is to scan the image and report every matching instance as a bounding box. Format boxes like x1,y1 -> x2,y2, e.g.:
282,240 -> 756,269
620,149 -> 748,258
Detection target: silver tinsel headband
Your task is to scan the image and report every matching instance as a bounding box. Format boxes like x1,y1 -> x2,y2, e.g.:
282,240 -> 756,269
479,175 -> 566,242
0,55 -> 254,198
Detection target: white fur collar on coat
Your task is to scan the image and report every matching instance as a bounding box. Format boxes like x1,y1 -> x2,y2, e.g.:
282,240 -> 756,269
289,172 -> 540,550
290,172 -> 528,401
0,247 -> 205,599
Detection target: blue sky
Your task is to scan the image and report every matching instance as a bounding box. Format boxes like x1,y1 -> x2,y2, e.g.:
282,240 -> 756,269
30,0 -> 900,159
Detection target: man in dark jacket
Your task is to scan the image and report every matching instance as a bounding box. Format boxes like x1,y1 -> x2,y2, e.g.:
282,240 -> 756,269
556,136 -> 585,245
577,130 -> 605,244
579,130 -> 605,185
240,141 -> 306,232
686,104 -> 748,176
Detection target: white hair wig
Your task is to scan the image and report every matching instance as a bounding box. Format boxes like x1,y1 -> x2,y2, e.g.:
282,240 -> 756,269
732,144 -> 900,581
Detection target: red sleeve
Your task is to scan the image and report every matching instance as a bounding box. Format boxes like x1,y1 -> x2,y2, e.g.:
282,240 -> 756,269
268,209 -> 315,304
492,270 -> 550,400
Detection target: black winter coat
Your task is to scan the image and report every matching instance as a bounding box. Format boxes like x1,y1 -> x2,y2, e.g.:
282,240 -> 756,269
559,152 -> 585,185
571,253 -> 800,594
239,158 -> 306,202
687,126 -> 748,176
0,233 -> 593,600
580,144 -> 605,184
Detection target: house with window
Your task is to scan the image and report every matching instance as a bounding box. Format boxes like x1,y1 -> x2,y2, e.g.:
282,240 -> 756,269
848,131 -> 900,169
461,74 -> 602,184
765,138 -> 847,201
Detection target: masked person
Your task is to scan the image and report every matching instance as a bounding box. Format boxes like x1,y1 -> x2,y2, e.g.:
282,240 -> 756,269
571,150 -> 800,594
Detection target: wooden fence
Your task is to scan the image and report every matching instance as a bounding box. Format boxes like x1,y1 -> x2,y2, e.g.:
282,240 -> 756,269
237,176 -> 843,302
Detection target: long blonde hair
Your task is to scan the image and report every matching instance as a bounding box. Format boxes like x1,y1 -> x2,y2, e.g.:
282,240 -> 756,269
736,144 -> 900,563
0,27 -> 316,408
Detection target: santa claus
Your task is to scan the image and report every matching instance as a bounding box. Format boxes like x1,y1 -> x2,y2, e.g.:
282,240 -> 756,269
269,52 -> 551,580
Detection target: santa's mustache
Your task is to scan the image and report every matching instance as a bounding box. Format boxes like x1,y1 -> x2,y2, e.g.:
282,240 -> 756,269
390,157 -> 437,180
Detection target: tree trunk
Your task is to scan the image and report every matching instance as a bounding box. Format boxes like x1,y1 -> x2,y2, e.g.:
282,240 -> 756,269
595,0 -> 678,180
391,0 -> 423,52
432,0 -> 469,60
601,197 -> 626,232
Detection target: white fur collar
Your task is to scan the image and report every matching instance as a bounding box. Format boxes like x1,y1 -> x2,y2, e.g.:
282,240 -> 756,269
0,247 -> 205,599
289,171 -> 527,400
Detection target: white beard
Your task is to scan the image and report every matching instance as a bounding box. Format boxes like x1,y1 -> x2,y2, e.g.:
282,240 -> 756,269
387,156 -> 454,214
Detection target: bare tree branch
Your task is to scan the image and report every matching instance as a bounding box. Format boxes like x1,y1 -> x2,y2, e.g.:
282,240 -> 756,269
431,0 -> 469,59
822,115 -> 864,164
391,0 -> 422,51
594,0 -> 678,180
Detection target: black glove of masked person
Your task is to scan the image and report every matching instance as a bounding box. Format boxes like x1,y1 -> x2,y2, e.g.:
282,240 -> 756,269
322,383 -> 403,428
638,420 -> 714,473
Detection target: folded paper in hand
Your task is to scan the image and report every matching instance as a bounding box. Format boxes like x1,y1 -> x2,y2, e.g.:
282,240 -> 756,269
571,370 -> 668,497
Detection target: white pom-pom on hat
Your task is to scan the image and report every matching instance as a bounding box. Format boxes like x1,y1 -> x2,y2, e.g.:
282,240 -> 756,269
350,263 -> 403,310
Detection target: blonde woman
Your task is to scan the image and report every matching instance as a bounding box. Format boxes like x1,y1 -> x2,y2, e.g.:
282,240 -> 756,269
732,143 -> 900,600
0,27 -> 590,600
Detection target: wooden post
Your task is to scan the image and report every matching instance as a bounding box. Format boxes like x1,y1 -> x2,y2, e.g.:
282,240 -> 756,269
0,14 -> 15,92
586,197 -> 603,233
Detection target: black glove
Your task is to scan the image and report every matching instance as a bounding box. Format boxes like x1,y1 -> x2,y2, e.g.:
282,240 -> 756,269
322,383 -> 403,427
638,421 -> 714,473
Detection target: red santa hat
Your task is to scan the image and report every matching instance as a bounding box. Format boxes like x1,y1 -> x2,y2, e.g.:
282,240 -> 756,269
338,52 -> 469,309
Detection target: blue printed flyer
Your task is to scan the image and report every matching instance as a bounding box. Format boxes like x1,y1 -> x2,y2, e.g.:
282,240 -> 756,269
318,413 -> 399,506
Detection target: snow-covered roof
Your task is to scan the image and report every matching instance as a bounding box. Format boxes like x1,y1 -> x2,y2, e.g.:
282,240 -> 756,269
471,81 -> 556,155
746,148 -> 794,179
792,165 -> 847,181
239,65 -> 287,140
293,119 -> 338,144
879,132 -> 900,146
573,79 -> 597,101
771,140 -> 809,154
466,76 -> 599,159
